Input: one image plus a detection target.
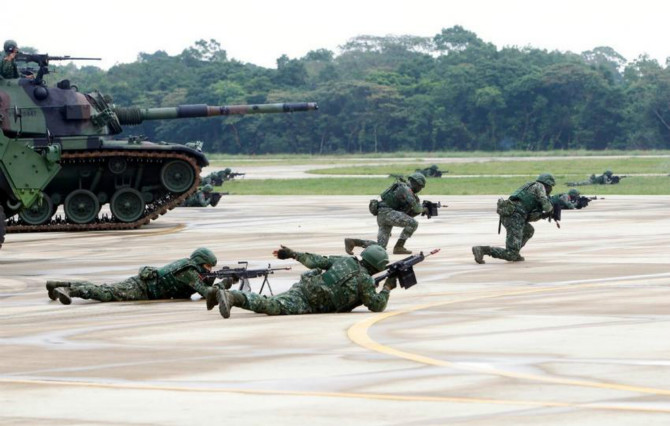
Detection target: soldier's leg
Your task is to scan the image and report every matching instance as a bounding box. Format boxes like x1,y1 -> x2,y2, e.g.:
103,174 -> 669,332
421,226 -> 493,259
344,238 -> 377,255
67,278 -> 148,303
382,210 -> 418,254
520,223 -> 535,249
488,214 -> 525,261
220,287 -> 311,317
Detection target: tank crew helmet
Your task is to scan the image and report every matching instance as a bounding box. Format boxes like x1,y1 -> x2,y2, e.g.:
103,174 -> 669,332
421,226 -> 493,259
604,170 -> 613,177
536,173 -> 556,187
408,172 -> 427,192
3,40 -> 17,54
568,188 -> 580,198
360,244 -> 389,274
190,247 -> 217,268
202,184 -> 213,193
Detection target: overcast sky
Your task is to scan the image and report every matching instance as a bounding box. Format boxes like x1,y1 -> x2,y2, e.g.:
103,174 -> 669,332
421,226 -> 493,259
6,0 -> 668,69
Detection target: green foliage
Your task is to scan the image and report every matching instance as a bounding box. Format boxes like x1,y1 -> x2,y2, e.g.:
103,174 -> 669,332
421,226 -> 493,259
58,29 -> 670,154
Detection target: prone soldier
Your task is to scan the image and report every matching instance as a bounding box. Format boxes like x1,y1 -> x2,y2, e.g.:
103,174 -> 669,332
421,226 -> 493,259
415,164 -> 446,177
567,170 -> 626,186
180,184 -> 222,207
207,245 -> 397,319
46,248 -> 234,304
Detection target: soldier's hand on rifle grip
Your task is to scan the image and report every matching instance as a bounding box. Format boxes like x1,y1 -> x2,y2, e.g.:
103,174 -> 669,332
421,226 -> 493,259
274,245 -> 296,260
383,276 -> 397,291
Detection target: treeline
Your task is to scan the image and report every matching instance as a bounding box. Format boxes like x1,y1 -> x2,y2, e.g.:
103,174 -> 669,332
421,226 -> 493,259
57,27 -> 670,153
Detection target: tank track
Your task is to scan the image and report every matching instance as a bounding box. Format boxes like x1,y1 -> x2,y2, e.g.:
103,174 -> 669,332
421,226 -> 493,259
5,150 -> 201,234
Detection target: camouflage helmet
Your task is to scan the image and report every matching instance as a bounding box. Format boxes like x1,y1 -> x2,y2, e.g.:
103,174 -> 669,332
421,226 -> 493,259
3,40 -> 17,54
407,172 -> 427,188
430,164 -> 439,170
536,173 -> 556,187
202,184 -> 213,193
604,170 -> 613,177
224,168 -> 232,173
360,244 -> 389,273
568,188 -> 580,197
190,247 -> 217,267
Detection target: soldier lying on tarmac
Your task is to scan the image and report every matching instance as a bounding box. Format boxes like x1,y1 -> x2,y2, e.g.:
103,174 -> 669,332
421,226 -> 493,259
46,248 -> 235,304
206,244 -> 397,319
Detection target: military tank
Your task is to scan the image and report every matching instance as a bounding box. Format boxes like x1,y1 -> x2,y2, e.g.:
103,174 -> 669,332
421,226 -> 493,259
0,53 -> 318,248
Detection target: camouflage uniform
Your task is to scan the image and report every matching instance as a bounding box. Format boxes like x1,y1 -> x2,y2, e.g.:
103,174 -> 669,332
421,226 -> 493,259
181,185 -> 217,207
473,177 -> 554,262
550,192 -> 578,210
567,171 -> 613,186
416,165 -> 444,177
0,54 -> 18,79
227,251 -> 390,315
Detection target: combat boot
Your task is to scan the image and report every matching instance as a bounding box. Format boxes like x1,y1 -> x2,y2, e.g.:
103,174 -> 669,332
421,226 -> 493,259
344,238 -> 366,255
205,287 -> 219,310
54,287 -> 72,305
472,246 -> 490,264
46,281 -> 70,301
393,239 -> 412,255
216,289 -> 231,319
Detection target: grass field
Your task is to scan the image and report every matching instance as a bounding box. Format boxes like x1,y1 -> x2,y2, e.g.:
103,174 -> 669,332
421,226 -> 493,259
220,176 -> 670,196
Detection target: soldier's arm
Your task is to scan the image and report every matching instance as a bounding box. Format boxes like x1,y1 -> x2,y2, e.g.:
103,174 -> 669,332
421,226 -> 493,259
358,276 -> 390,312
530,183 -> 553,213
181,269 -> 212,297
294,252 -> 339,270
397,184 -> 423,216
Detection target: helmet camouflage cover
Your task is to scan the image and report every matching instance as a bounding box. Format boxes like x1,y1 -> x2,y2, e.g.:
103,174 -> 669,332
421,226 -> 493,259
3,39 -> 17,53
190,247 -> 217,267
202,184 -> 213,193
604,170 -> 613,176
360,244 -> 389,273
408,172 -> 427,188
568,188 -> 580,197
536,173 -> 556,187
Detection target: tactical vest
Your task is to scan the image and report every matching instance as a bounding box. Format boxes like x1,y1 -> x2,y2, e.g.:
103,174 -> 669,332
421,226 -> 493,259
301,257 -> 362,312
152,258 -> 198,298
509,182 -> 541,214
379,182 -> 402,209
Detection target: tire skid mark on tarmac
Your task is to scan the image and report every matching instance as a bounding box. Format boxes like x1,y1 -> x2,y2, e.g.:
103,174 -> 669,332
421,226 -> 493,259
348,272 -> 670,398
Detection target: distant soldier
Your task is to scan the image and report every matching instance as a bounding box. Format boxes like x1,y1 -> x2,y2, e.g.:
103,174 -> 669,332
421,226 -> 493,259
551,188 -> 580,210
567,170 -> 615,186
345,172 -> 428,255
472,173 -> 555,263
46,248 -> 234,304
415,164 -> 446,177
180,184 -> 220,207
207,244 -> 396,319
0,40 -> 19,79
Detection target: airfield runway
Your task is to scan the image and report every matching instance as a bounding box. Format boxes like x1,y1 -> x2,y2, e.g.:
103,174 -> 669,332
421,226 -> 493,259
1,192 -> 669,424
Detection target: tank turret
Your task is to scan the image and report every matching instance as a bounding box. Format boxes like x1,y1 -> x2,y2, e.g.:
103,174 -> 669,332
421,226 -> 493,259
0,53 -> 318,248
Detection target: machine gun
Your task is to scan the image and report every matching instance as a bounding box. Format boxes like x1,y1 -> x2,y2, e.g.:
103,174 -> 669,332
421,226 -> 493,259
373,249 -> 440,289
15,53 -> 101,84
575,196 -> 600,209
203,262 -> 291,295
421,200 -> 444,219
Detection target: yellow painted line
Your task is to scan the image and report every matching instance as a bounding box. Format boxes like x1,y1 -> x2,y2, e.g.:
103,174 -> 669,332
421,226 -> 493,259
348,279 -> 670,397
2,378 -> 670,414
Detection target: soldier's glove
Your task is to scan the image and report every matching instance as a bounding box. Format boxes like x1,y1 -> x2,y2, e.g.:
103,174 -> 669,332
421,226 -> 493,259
276,245 -> 296,260
421,206 -> 432,219
383,276 -> 398,291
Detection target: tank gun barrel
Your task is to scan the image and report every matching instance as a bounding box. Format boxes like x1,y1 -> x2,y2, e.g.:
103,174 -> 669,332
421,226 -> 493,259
115,102 -> 318,125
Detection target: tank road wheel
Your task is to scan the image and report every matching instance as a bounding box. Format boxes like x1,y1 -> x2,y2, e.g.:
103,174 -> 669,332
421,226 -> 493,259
64,189 -> 100,224
110,188 -> 146,223
19,193 -> 54,225
160,160 -> 195,193
0,205 -> 5,249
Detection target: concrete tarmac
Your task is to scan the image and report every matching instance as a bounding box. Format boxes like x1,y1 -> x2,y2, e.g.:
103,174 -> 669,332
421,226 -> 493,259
1,194 -> 669,425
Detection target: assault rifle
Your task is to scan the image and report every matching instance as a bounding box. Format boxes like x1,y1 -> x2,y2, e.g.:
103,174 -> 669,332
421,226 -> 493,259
15,53 -> 101,85
575,196 -> 600,209
421,200 -> 445,219
229,172 -> 245,179
203,262 -> 291,295
373,249 -> 440,289
610,175 -> 628,184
